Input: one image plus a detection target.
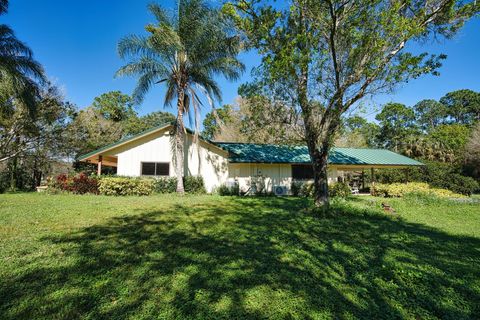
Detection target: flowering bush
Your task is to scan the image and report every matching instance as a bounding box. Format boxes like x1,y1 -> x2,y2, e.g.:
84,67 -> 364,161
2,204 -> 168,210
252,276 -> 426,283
48,173 -> 99,194
72,173 -> 99,194
372,182 -> 465,198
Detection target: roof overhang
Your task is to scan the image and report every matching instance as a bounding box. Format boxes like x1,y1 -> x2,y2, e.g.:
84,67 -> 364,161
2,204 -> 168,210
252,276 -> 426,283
77,122 -> 227,162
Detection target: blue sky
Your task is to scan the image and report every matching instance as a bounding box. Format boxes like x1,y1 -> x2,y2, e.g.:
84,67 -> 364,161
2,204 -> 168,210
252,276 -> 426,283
4,1 -> 479,122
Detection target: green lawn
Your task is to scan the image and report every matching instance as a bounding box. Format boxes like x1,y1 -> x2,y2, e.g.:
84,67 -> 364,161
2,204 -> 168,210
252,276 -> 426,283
0,193 -> 479,319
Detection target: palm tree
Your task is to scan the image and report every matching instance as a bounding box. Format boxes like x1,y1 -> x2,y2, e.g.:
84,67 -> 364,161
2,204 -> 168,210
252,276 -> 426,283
116,0 -> 244,193
0,0 -> 45,116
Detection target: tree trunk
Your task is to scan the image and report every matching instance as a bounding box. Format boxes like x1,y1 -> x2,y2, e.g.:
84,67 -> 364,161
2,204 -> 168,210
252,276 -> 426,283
175,88 -> 185,194
304,130 -> 330,207
310,148 -> 329,207
303,108 -> 342,208
9,156 -> 17,192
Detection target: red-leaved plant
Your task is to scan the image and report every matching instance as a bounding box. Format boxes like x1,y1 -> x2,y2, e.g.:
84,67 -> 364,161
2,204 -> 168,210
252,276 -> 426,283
50,173 -> 99,194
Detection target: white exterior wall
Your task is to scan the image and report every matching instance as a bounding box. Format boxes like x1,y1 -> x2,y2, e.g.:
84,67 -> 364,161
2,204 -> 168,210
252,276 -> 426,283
115,131 -> 174,177
111,128 -> 229,192
184,135 -> 229,192
228,163 -> 341,194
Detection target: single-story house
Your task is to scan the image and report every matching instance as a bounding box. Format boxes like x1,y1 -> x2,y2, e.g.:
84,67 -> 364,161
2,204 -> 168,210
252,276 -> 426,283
78,123 -> 423,193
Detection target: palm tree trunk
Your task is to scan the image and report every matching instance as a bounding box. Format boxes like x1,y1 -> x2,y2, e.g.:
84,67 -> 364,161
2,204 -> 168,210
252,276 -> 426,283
175,88 -> 185,194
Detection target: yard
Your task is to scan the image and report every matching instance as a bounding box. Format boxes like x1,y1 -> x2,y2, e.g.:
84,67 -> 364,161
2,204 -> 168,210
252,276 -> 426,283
0,193 -> 479,319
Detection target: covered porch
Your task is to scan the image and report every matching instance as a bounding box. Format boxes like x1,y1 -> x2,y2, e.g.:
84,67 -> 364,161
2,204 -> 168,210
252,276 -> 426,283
331,164 -> 415,194
80,154 -> 118,175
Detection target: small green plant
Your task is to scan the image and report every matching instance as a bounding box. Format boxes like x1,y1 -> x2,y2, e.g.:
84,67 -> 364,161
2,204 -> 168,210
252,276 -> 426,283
300,182 -> 315,197
290,181 -> 302,197
153,176 -> 206,194
329,182 -> 351,198
183,176 -> 206,194
217,183 -> 239,196
153,177 -> 177,193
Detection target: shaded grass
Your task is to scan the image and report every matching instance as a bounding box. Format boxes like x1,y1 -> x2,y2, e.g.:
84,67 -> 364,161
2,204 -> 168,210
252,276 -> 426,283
0,193 -> 479,319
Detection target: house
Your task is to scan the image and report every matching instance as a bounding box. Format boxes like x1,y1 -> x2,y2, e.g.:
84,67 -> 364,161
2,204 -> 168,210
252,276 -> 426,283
78,123 -> 423,193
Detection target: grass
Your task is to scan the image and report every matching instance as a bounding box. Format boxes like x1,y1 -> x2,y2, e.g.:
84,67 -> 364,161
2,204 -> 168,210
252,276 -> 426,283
0,193 -> 479,319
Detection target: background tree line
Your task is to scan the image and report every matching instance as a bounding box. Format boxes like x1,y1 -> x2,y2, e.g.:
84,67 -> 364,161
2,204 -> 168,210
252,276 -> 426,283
1,87 -> 176,192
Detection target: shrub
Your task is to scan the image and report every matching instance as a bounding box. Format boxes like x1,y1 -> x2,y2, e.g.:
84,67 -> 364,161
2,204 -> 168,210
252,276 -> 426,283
329,182 -> 351,198
300,182 -> 315,197
51,173 -> 71,191
153,177 -> 177,193
439,174 -> 478,196
290,181 -> 315,197
98,177 -> 154,196
48,172 -> 98,194
183,176 -> 206,194
71,173 -> 99,194
290,181 -> 302,197
217,182 -> 239,196
372,182 -> 464,198
153,176 -> 206,194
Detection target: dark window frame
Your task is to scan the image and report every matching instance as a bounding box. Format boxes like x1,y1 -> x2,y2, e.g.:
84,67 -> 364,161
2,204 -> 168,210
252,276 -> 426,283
291,164 -> 314,180
140,162 -> 170,176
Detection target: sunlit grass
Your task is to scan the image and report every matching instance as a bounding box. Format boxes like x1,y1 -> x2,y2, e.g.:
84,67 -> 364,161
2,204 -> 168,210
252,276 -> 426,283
1,193 -> 479,319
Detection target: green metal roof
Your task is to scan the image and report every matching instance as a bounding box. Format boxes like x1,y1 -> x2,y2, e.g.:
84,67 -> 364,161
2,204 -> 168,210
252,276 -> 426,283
214,143 -> 423,166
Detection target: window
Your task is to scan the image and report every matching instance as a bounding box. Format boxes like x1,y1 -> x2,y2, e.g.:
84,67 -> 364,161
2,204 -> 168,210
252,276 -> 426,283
292,164 -> 314,180
141,162 -> 170,176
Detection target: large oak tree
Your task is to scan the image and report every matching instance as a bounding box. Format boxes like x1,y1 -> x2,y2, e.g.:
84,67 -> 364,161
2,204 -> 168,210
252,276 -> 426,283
225,0 -> 479,206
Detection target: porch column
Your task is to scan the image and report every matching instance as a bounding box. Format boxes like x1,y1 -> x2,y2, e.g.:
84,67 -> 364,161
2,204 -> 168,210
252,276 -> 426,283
97,155 -> 102,176
370,167 -> 375,194
362,170 -> 365,190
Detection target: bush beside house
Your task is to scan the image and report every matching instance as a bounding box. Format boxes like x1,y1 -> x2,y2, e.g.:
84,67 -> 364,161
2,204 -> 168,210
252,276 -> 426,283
48,173 -> 206,196
48,173 -> 99,194
98,177 -> 154,196
375,162 -> 479,196
372,182 -> 465,198
329,182 -> 351,198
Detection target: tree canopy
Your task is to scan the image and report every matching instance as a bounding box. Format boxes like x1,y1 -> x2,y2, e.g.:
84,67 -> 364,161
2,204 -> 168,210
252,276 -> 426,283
224,0 -> 479,206
0,0 -> 45,116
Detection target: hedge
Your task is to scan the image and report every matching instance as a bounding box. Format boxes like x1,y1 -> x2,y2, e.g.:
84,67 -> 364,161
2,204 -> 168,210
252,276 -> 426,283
372,182 -> 465,198
98,177 -> 154,196
48,174 -> 206,196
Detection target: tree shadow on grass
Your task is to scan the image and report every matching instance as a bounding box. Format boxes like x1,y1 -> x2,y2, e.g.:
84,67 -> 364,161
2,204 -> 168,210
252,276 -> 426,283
1,197 -> 479,319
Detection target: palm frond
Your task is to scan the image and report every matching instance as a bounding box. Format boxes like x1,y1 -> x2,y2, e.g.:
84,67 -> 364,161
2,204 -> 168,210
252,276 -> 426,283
115,56 -> 169,79
164,77 -> 177,107
131,71 -> 159,105
148,3 -> 174,27
117,35 -> 154,60
0,0 -> 8,15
